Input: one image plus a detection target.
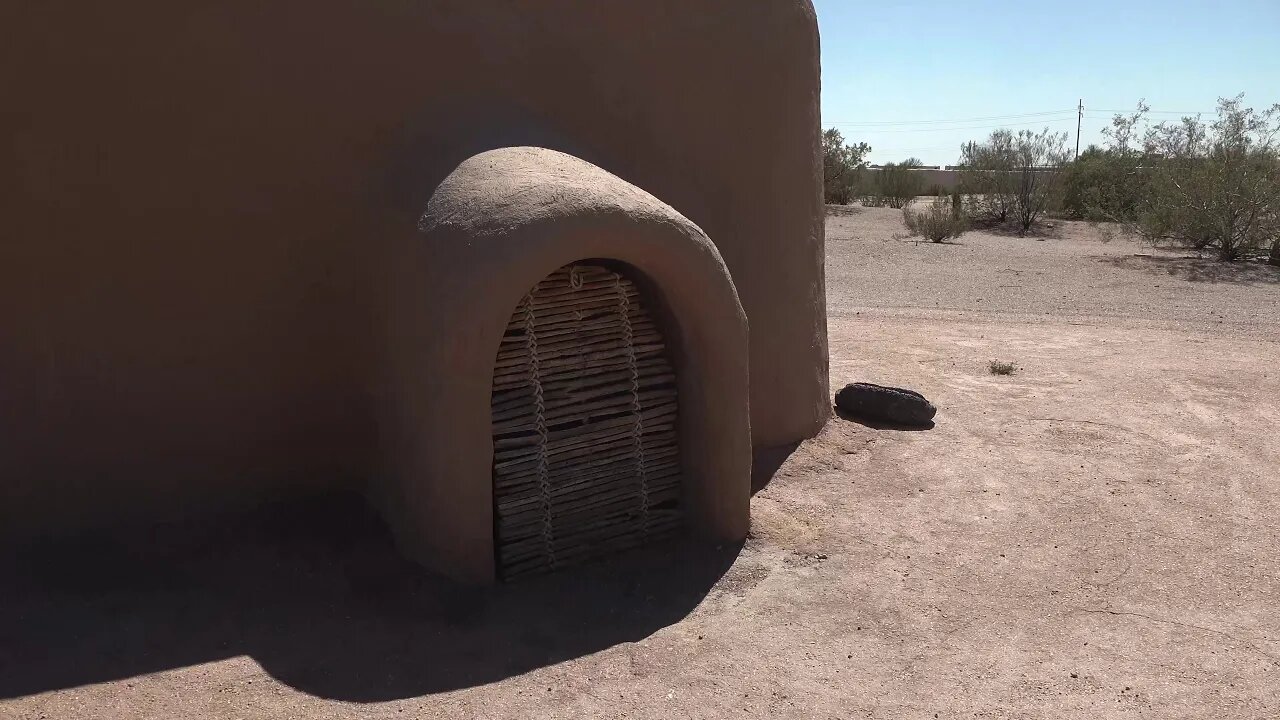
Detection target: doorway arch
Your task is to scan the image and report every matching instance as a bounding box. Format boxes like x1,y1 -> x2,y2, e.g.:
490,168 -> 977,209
379,146 -> 750,583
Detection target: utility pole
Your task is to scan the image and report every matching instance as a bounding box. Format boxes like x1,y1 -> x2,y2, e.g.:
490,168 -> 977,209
1075,98 -> 1083,159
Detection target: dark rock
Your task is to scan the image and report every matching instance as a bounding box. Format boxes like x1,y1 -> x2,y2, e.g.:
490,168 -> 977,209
834,383 -> 936,427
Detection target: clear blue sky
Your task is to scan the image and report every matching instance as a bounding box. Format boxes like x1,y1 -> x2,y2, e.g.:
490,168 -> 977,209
814,0 -> 1280,166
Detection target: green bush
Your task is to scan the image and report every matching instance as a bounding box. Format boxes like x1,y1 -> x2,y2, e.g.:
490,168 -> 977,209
870,158 -> 926,209
1060,146 -> 1145,221
903,196 -> 968,242
1098,96 -> 1280,261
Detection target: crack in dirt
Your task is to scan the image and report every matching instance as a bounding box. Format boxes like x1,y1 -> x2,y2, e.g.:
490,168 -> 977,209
1027,417 -> 1162,444
1074,608 -> 1280,665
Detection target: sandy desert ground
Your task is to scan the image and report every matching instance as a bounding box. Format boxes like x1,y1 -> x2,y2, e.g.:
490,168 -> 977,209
3,206 -> 1278,719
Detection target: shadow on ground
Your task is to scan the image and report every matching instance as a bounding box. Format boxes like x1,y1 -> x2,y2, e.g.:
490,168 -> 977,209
895,237 -> 967,246
751,442 -> 800,495
0,493 -> 739,702
1101,254 -> 1280,285
983,221 -> 1065,240
823,204 -> 864,217
834,406 -> 935,431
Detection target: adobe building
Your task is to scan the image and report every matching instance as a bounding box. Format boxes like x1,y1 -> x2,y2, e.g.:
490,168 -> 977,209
1,0 -> 828,582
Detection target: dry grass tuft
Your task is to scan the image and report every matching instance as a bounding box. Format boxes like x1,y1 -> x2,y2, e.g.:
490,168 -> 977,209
988,360 -> 1016,375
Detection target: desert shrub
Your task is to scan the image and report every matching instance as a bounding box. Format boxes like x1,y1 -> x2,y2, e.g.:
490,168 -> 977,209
823,128 -> 872,205
870,158 -> 926,208
903,195 -> 968,242
958,128 -> 1070,234
924,183 -> 946,196
1102,96 -> 1280,261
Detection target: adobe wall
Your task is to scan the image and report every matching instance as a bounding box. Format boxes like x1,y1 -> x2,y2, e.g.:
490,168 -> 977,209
864,168 -> 963,193
0,0 -> 825,538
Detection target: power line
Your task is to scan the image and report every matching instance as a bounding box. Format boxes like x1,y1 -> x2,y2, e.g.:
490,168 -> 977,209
831,100 -> 1217,161
836,118 -> 1078,134
827,107 -> 1216,129
824,109 -> 1075,126
1089,109 -> 1213,115
870,145 -> 963,153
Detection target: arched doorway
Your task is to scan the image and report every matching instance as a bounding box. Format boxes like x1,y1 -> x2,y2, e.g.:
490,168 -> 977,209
490,262 -> 682,578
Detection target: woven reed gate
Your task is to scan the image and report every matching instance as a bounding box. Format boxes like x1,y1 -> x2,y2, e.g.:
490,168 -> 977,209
491,263 -> 682,578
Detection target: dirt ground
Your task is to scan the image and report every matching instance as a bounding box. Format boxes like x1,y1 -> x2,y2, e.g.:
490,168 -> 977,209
3,207 -> 1278,719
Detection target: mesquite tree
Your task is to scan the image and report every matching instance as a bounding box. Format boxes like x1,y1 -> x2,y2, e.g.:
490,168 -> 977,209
1010,129 -> 1071,234
958,129 -> 1017,224
959,128 -> 1070,234
823,128 -> 871,205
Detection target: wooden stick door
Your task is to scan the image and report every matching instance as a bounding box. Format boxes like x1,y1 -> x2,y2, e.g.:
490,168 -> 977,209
491,264 -> 682,578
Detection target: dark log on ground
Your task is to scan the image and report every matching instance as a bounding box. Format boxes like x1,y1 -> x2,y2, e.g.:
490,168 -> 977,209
834,382 -> 936,427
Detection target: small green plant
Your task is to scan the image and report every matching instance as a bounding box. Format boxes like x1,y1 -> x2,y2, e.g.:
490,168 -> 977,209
903,196 -> 968,242
988,360 -> 1015,375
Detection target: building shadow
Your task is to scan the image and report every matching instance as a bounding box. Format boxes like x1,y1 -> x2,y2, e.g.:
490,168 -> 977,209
1100,254 -> 1280,285
751,442 -> 800,495
0,492 -> 740,702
